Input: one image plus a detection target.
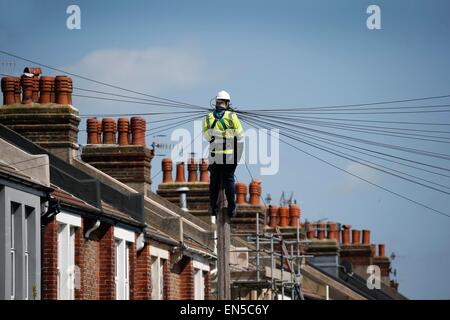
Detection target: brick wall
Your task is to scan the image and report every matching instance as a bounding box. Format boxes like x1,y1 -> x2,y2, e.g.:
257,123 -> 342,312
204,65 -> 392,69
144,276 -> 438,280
163,255 -> 194,300
98,224 -> 115,300
82,237 -> 100,299
204,271 -> 211,300
74,224 -> 84,299
340,244 -> 373,278
163,258 -> 177,299
128,242 -> 136,299
0,104 -> 80,162
42,215 -> 200,300
80,145 -> 153,194
42,216 -> 57,299
132,244 -> 152,300
178,257 -> 194,300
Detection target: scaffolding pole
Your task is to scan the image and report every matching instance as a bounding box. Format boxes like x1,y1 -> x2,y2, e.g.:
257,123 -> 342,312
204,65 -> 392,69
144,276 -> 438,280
217,178 -> 231,300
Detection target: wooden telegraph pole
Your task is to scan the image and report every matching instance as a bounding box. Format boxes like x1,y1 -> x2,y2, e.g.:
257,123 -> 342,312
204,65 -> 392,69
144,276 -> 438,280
217,176 -> 231,299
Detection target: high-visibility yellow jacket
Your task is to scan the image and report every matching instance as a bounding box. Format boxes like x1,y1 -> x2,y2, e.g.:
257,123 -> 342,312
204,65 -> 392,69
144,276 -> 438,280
203,110 -> 244,154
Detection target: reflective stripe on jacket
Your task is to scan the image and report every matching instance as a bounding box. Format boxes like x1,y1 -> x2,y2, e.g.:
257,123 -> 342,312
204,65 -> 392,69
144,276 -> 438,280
203,110 -> 244,154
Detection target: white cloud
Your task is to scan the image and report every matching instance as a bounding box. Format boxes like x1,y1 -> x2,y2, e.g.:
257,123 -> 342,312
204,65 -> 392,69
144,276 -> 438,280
335,162 -> 379,194
63,44 -> 212,96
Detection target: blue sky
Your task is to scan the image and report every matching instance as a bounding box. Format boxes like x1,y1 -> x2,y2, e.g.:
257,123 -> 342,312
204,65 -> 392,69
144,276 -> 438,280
1,0 -> 450,299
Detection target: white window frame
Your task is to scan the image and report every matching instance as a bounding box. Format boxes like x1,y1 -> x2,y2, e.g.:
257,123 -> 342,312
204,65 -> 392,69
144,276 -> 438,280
56,212 -> 81,300
114,227 -> 135,300
193,259 -> 210,300
150,246 -> 169,300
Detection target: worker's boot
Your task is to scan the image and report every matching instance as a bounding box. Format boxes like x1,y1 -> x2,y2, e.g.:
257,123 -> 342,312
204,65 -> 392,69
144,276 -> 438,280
208,205 -> 218,217
228,206 -> 237,219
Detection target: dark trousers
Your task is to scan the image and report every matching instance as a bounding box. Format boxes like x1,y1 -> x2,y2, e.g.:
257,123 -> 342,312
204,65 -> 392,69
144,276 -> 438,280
209,163 -> 237,214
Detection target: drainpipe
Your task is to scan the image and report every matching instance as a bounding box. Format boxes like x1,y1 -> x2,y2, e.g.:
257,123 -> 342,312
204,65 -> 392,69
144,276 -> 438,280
136,233 -> 145,251
85,220 -> 101,239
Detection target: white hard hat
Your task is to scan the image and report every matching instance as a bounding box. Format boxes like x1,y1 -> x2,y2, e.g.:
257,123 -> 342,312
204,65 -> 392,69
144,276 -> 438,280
216,90 -> 231,101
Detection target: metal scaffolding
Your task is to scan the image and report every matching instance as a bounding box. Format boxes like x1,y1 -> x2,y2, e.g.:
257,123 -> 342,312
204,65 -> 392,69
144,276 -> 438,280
229,211 -> 313,300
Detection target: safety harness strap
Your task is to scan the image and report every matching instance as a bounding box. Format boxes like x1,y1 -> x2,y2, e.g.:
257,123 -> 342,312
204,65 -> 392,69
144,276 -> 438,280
228,111 -> 235,129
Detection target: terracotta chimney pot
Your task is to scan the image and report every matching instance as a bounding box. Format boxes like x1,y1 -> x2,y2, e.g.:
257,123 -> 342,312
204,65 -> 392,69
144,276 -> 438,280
1,77 -> 16,105
20,74 -> 34,104
199,158 -> 209,182
54,76 -> 72,104
235,182 -> 247,205
352,229 -> 361,245
175,161 -> 186,183
269,205 -> 278,228
38,76 -> 54,104
102,118 -> 116,144
328,222 -> 337,240
161,158 -> 173,183
317,223 -> 325,240
289,203 -> 300,227
278,207 -> 289,227
117,118 -> 130,145
306,222 -> 315,239
342,225 -> 351,245
187,158 -> 198,182
362,229 -> 371,245
87,118 -> 99,144
378,244 -> 385,257
249,179 -> 261,205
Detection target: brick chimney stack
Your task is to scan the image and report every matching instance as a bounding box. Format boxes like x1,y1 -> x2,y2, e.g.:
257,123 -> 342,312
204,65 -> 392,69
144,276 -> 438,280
157,158 -> 211,224
373,243 -> 391,286
305,221 -> 341,278
0,69 -> 79,163
81,117 -> 154,196
340,225 -> 374,278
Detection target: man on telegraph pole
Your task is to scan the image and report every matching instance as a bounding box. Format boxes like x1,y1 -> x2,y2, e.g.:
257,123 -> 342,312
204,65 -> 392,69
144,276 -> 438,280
203,90 -> 244,218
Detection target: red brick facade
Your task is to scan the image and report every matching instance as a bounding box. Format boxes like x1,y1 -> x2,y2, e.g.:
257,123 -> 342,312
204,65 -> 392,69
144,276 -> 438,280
42,216 -> 58,300
82,236 -> 100,299
41,216 -> 196,300
178,257 -> 195,300
74,225 -> 84,299
98,224 -> 115,300
132,244 -> 152,300
204,271 -> 212,300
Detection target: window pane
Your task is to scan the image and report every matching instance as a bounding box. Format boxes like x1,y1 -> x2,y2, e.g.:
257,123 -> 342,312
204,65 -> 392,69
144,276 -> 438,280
125,243 -> 130,300
194,269 -> 202,300
25,206 -> 34,252
10,202 -> 20,300
159,259 -> 164,299
25,206 -> 34,300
